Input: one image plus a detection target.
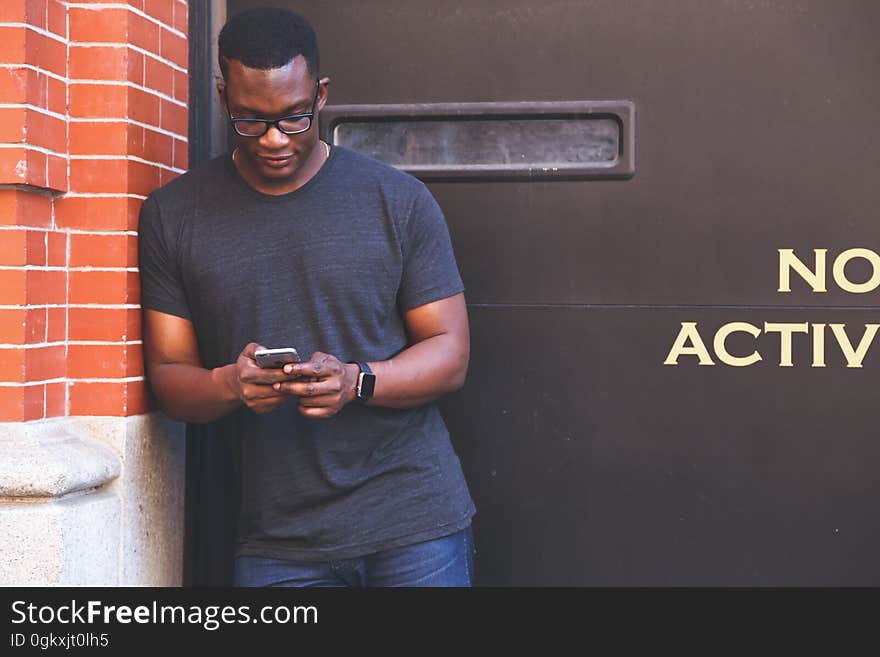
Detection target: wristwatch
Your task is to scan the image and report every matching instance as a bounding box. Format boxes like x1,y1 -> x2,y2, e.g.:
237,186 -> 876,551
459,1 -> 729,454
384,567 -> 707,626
349,361 -> 376,403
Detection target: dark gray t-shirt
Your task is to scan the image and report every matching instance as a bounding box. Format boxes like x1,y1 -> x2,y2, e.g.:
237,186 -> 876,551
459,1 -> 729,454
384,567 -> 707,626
138,145 -> 476,561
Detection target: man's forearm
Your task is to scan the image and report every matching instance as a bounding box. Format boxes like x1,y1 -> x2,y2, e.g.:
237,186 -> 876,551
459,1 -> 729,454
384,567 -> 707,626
148,362 -> 242,423
361,333 -> 468,409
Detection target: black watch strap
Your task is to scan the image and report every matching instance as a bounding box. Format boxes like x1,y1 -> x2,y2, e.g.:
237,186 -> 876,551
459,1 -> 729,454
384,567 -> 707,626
350,360 -> 375,403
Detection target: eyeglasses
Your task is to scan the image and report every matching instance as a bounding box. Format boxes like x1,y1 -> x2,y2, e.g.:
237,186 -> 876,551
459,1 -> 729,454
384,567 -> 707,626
226,80 -> 320,137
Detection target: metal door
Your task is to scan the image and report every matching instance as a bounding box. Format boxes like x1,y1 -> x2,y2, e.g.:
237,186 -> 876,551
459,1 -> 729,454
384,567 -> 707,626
206,0 -> 880,585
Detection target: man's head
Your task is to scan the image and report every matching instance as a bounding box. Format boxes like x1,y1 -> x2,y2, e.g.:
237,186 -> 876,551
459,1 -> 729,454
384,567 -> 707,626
217,8 -> 328,191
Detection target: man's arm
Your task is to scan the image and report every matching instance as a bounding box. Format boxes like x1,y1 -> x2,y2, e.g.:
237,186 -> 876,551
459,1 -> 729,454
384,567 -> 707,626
275,292 -> 470,417
143,309 -> 295,423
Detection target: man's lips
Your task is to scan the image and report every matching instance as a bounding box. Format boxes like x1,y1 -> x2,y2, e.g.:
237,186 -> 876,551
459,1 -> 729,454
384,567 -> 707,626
259,154 -> 293,168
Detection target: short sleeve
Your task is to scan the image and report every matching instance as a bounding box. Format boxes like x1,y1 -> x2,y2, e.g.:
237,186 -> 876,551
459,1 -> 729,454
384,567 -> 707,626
397,184 -> 465,312
137,194 -> 192,320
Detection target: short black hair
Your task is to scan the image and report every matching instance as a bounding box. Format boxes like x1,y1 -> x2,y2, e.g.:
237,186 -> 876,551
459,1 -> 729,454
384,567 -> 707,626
218,7 -> 319,81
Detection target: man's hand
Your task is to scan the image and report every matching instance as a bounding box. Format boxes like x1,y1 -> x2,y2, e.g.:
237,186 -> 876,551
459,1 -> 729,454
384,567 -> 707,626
224,342 -> 299,414
273,351 -> 359,419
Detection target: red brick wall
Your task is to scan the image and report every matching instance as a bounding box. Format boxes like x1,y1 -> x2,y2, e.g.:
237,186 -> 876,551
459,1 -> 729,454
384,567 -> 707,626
0,0 -> 188,421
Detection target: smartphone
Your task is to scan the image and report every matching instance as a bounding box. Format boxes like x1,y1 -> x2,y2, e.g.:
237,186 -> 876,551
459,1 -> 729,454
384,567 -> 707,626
254,347 -> 301,369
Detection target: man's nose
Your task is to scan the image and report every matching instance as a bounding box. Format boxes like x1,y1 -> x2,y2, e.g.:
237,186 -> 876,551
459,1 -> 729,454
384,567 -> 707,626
260,124 -> 290,149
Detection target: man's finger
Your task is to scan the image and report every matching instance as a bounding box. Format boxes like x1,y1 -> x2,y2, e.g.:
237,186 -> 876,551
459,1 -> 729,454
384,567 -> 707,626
275,378 -> 342,397
289,355 -> 341,379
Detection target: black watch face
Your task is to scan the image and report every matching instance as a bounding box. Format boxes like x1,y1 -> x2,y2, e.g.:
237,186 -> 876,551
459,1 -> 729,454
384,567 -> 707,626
359,373 -> 376,400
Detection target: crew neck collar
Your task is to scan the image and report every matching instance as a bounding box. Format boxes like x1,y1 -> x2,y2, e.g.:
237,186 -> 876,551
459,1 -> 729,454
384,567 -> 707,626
225,143 -> 339,202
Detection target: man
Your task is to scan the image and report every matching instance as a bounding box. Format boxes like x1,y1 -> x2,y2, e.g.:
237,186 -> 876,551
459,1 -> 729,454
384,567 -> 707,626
138,7 -> 476,587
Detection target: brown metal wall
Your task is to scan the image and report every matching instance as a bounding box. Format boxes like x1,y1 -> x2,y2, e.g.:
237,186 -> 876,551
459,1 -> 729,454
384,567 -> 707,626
224,0 -> 880,584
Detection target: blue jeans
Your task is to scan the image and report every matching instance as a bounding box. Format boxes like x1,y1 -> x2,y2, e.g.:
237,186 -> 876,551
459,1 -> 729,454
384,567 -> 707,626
234,525 -> 475,587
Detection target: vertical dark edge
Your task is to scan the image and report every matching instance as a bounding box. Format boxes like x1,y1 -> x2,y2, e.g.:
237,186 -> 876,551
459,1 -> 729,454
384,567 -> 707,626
183,0 -> 231,587
188,0 -> 228,167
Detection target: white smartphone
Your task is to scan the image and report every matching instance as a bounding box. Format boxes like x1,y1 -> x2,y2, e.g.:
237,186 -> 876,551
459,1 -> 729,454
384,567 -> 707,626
254,347 -> 301,369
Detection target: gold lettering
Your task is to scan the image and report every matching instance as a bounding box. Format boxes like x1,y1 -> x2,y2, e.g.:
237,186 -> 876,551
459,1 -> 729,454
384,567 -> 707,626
713,322 -> 762,366
831,248 -> 880,294
763,322 -> 809,367
829,323 -> 880,368
812,323 -> 826,367
778,248 -> 827,293
663,322 -> 715,365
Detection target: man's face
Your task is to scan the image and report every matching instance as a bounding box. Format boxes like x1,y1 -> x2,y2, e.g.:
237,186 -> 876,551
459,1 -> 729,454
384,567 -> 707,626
219,55 -> 327,184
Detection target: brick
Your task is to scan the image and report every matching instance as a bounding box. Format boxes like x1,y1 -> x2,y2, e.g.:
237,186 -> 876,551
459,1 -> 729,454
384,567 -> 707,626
160,99 -> 187,137
128,13 -> 160,53
172,138 -> 187,170
0,68 -> 30,105
25,307 -> 46,343
145,57 -> 173,97
69,307 -> 126,341
0,1 -> 26,22
128,86 -> 160,126
70,121 -> 128,155
0,27 -> 27,62
127,123 -> 145,155
127,270 -> 140,305
26,31 -> 67,79
126,307 -> 141,340
69,7 -> 128,43
69,83 -> 127,118
159,28 -> 187,69
127,48 -> 144,86
47,154 -> 66,192
144,128 -> 172,165
54,195 -> 137,231
126,197 -> 142,230
69,343 -> 127,378
0,107 -> 28,144
0,190 -> 52,227
126,341 -> 143,376
0,269 -> 27,304
173,1 -> 187,33
127,159 -> 161,196
47,76 -> 65,115
158,167 -> 179,186
26,147 -> 47,188
0,148 -> 29,185
69,269 -> 127,304
69,380 -> 125,415
144,0 -> 174,28
70,45 -> 129,81
26,269 -> 66,305
126,378 -> 149,415
46,306 -> 65,342
70,158 -> 130,194
25,228 -> 46,265
0,387 -> 25,421
0,107 -> 27,143
172,68 -> 187,104
24,383 -> 44,420
0,229 -> 28,266
0,309 -> 27,343
25,0 -> 47,30
25,109 -> 67,154
47,0 -> 66,39
0,347 -> 26,382
70,232 -> 134,267
26,344 -> 65,380
47,230 -> 66,266
45,380 -> 64,416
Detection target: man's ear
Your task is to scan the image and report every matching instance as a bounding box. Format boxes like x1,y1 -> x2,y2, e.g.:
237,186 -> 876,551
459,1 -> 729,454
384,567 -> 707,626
317,76 -> 330,111
216,82 -> 226,103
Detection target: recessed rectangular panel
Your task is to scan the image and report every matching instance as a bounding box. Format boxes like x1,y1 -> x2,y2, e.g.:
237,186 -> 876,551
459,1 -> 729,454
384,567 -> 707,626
333,116 -> 618,170
322,101 -> 635,180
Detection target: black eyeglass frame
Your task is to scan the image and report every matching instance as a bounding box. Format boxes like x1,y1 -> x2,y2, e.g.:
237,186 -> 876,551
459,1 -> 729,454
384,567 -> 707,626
225,79 -> 321,137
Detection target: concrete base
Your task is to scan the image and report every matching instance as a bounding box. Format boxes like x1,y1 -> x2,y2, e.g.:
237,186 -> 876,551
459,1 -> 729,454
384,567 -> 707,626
0,413 -> 185,586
